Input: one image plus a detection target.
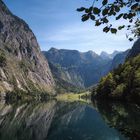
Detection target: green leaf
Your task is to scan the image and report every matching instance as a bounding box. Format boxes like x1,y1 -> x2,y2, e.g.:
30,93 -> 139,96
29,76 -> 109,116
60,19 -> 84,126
93,7 -> 101,15
123,13 -> 128,19
95,21 -> 101,26
127,13 -> 133,19
85,9 -> 89,13
110,6 -> 115,13
118,25 -> 125,30
77,7 -> 85,12
113,12 -> 116,16
129,19 -> 133,23
103,26 -> 110,33
108,6 -> 115,16
90,15 -> 95,20
81,15 -> 89,22
110,28 -> 117,34
85,7 -> 93,13
131,3 -> 138,10
102,0 -> 108,6
102,8 -> 108,16
88,7 -> 93,12
102,17 -> 109,23
114,6 -> 120,12
116,13 -> 123,20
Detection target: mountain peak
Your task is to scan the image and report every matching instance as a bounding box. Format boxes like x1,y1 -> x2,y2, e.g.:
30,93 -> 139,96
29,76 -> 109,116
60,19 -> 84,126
49,47 -> 58,51
100,51 -> 110,60
87,50 -> 95,54
86,50 -> 99,58
111,50 -> 120,58
100,50 -> 120,59
100,51 -> 109,55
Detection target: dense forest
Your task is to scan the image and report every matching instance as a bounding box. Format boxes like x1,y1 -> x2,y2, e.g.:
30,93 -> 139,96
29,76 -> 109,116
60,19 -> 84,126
93,40 -> 140,103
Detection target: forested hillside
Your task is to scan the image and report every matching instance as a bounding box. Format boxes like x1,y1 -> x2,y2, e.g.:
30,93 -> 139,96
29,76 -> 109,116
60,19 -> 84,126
94,39 -> 140,103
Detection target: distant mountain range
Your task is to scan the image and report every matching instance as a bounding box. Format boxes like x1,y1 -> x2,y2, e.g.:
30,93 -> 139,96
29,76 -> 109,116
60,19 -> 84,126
43,48 -> 128,92
100,51 -> 121,60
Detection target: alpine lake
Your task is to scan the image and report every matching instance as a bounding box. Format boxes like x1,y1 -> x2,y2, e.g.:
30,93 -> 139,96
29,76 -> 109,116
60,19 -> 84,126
0,92 -> 139,140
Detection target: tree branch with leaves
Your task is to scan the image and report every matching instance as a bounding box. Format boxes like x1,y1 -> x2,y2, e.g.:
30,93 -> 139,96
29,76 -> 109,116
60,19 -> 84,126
77,0 -> 140,41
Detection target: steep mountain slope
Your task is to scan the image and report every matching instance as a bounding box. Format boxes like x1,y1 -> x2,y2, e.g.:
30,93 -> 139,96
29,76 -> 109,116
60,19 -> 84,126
127,38 -> 140,58
43,48 -> 112,89
110,49 -> 130,70
48,62 -> 82,92
0,1 -> 55,94
93,38 -> 140,103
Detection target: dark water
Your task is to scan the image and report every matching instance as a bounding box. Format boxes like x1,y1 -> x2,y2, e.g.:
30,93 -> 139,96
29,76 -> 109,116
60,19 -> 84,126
0,99 -> 140,140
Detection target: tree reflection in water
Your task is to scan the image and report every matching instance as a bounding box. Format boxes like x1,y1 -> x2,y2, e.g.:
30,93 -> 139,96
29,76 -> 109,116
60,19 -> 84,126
92,100 -> 140,140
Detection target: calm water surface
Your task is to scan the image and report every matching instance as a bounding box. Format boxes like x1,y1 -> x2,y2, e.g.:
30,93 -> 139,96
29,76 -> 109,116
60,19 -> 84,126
0,99 -> 139,140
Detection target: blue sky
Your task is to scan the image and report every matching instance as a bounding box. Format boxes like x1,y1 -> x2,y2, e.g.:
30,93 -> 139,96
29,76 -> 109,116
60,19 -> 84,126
4,0 -> 133,54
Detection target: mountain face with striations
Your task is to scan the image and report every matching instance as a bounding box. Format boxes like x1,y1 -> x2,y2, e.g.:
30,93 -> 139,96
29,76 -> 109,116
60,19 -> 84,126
0,1 -> 55,94
43,48 -> 114,90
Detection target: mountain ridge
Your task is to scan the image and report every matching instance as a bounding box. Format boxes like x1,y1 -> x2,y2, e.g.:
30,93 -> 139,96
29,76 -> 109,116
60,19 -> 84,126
0,0 -> 55,94
100,50 -> 121,60
43,48 -> 123,91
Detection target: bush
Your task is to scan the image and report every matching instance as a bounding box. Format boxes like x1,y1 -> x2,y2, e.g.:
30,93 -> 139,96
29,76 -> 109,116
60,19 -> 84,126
112,84 -> 126,98
0,52 -> 6,67
19,60 -> 29,74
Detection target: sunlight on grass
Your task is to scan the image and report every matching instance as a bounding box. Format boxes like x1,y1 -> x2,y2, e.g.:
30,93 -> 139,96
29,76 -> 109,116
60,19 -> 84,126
56,92 -> 91,104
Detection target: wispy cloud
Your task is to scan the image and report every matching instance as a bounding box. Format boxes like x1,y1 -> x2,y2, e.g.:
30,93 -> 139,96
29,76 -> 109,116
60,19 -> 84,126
39,21 -> 133,54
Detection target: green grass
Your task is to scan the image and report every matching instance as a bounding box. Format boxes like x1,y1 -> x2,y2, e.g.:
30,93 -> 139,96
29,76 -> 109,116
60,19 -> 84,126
56,91 -> 91,103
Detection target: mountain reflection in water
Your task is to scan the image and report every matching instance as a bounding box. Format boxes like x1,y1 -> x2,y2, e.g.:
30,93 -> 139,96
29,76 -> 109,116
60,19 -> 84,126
0,99 -> 139,140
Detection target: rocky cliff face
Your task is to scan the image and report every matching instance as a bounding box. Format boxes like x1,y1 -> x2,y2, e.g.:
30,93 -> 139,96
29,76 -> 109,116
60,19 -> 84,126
0,1 -> 55,93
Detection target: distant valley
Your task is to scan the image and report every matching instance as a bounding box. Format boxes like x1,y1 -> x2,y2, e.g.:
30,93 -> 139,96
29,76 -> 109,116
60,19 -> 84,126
43,48 -> 129,92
